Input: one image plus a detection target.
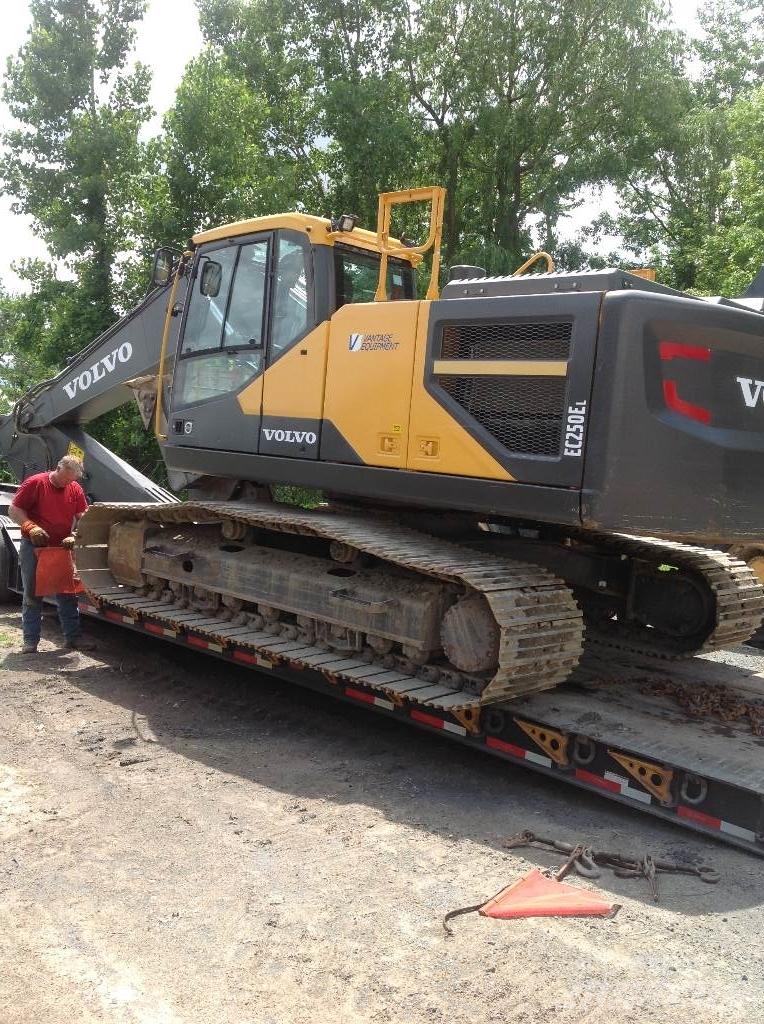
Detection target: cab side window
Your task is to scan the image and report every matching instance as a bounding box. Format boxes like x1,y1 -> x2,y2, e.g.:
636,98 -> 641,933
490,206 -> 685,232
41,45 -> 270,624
182,247 -> 238,354
271,237 -> 310,359
176,239 -> 269,406
225,241 -> 269,348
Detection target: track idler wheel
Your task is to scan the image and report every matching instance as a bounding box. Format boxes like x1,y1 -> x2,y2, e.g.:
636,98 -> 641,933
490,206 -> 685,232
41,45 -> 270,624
440,594 -> 500,675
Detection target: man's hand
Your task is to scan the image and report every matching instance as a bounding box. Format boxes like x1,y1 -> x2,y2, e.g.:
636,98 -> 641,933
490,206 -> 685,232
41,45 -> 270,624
61,535 -> 76,550
21,520 -> 49,546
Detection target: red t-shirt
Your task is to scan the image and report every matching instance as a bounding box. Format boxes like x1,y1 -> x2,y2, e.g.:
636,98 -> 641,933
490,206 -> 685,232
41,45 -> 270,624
14,472 -> 88,545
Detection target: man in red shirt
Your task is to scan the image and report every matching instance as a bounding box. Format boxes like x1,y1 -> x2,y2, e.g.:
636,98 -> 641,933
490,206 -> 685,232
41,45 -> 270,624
9,455 -> 94,654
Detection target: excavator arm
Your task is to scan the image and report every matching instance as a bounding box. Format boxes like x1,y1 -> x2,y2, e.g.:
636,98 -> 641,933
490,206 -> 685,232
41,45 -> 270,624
0,274 -> 188,503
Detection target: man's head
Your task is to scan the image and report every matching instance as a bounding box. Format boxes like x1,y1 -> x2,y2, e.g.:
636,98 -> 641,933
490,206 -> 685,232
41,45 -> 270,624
50,455 -> 84,487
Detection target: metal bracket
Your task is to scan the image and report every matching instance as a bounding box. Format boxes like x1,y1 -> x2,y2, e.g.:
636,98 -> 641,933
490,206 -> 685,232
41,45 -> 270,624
451,706 -> 482,736
514,718 -> 569,765
609,750 -> 674,805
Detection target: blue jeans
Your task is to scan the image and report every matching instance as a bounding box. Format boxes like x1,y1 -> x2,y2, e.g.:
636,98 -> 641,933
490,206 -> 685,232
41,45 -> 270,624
19,538 -> 81,647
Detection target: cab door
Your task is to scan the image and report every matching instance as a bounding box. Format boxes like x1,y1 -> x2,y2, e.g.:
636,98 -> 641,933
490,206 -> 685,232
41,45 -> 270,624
167,235 -> 271,453
257,231 -> 324,458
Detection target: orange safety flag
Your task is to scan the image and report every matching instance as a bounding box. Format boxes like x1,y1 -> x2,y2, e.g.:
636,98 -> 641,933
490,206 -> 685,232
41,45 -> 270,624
34,547 -> 85,597
479,868 -> 616,920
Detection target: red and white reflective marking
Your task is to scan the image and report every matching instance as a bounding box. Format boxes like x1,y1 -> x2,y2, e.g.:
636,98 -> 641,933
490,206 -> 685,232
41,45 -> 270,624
678,805 -> 757,843
232,648 -> 273,670
143,621 -> 178,639
604,770 -> 652,805
486,735 -> 552,766
186,633 -> 223,654
79,603 -> 99,615
410,708 -> 467,736
345,686 -> 395,711
103,609 -> 137,625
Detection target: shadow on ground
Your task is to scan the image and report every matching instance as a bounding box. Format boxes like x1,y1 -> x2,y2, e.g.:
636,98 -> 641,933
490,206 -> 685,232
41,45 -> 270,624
2,605 -> 762,915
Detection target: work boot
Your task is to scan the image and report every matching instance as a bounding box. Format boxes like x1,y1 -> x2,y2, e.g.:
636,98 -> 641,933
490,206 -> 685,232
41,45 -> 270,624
20,643 -> 38,654
64,637 -> 96,652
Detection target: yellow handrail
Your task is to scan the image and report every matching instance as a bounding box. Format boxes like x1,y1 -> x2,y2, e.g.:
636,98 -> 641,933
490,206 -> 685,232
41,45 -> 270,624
154,253 -> 190,442
374,186 -> 446,302
512,251 -> 555,276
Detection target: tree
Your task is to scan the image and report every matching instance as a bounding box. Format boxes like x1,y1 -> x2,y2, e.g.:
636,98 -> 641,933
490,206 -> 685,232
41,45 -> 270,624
1,0 -> 152,323
599,0 -> 764,291
198,0 -> 685,273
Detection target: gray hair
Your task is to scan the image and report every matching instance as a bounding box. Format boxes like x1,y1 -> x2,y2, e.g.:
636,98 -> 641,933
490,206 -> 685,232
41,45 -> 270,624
57,455 -> 84,477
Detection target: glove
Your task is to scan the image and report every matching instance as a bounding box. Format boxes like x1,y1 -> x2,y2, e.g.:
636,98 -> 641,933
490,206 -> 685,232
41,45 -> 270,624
21,520 -> 49,546
61,535 -> 76,550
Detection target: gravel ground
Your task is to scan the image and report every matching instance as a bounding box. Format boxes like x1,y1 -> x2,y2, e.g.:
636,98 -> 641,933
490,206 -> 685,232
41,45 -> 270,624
1,602 -> 763,1024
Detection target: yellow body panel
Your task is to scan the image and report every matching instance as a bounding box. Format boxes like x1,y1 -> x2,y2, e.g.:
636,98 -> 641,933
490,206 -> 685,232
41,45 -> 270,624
323,302 -> 419,467
261,323 -> 330,420
236,371 -> 264,416
193,214 -> 419,264
407,304 -> 514,481
433,359 -> 567,376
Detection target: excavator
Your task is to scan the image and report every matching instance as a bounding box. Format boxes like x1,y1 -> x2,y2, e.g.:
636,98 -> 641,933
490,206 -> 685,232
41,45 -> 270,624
2,187 -> 764,850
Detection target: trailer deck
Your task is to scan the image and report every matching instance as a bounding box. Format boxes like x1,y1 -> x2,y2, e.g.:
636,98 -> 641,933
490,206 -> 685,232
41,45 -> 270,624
75,592 -> 764,856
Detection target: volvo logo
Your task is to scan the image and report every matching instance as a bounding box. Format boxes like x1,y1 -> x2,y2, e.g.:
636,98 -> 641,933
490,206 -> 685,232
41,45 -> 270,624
736,376 -> 764,408
262,428 -> 317,444
63,342 -> 133,400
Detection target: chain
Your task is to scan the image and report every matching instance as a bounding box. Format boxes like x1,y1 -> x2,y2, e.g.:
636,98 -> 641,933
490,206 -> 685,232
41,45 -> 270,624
502,830 -> 720,899
641,679 -> 764,736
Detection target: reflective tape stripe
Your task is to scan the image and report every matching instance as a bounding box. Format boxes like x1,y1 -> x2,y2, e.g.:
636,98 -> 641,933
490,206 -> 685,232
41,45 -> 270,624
678,805 -> 721,829
720,820 -> 757,843
104,610 -> 135,624
232,649 -> 273,669
410,708 -> 467,735
187,634 -> 223,653
486,736 -> 526,759
345,687 -> 395,711
144,622 -> 177,638
575,768 -> 620,793
604,770 -> 652,805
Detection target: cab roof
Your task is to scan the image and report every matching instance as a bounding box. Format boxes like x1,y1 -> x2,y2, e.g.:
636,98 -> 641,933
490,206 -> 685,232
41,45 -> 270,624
192,212 -> 420,264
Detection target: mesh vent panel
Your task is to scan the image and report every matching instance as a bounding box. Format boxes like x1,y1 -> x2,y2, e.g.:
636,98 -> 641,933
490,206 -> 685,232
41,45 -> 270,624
441,320 -> 572,361
438,375 -> 567,457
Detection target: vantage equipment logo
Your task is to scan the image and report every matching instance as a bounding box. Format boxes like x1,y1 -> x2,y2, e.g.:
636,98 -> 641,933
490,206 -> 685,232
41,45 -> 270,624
348,332 -> 399,352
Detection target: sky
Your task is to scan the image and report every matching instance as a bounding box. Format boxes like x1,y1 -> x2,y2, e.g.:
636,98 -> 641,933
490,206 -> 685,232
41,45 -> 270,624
0,0 -> 702,292
0,0 -> 203,291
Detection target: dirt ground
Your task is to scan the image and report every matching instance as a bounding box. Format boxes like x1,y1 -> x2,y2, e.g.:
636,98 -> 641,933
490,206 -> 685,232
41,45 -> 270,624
1,602 -> 763,1024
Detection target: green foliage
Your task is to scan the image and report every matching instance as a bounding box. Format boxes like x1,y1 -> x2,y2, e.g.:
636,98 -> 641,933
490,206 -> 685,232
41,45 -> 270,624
198,0 -> 685,272
601,0 -> 764,293
1,0 -> 153,319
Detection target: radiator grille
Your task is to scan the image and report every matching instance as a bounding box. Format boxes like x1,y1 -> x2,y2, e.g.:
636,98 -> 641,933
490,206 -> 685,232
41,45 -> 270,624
438,374 -> 567,457
440,320 -> 572,361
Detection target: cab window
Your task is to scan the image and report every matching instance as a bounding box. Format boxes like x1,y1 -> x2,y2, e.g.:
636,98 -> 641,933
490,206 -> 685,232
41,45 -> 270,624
271,236 -> 310,359
334,248 -> 415,307
176,238 -> 269,406
182,247 -> 238,354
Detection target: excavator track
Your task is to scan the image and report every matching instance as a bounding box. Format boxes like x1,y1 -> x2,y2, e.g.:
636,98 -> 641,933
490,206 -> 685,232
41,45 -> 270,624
76,501 -> 584,712
577,531 -> 764,659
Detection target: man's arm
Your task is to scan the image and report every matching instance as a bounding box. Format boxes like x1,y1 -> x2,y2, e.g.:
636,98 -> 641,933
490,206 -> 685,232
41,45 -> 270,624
8,503 -> 29,528
9,501 -> 50,545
